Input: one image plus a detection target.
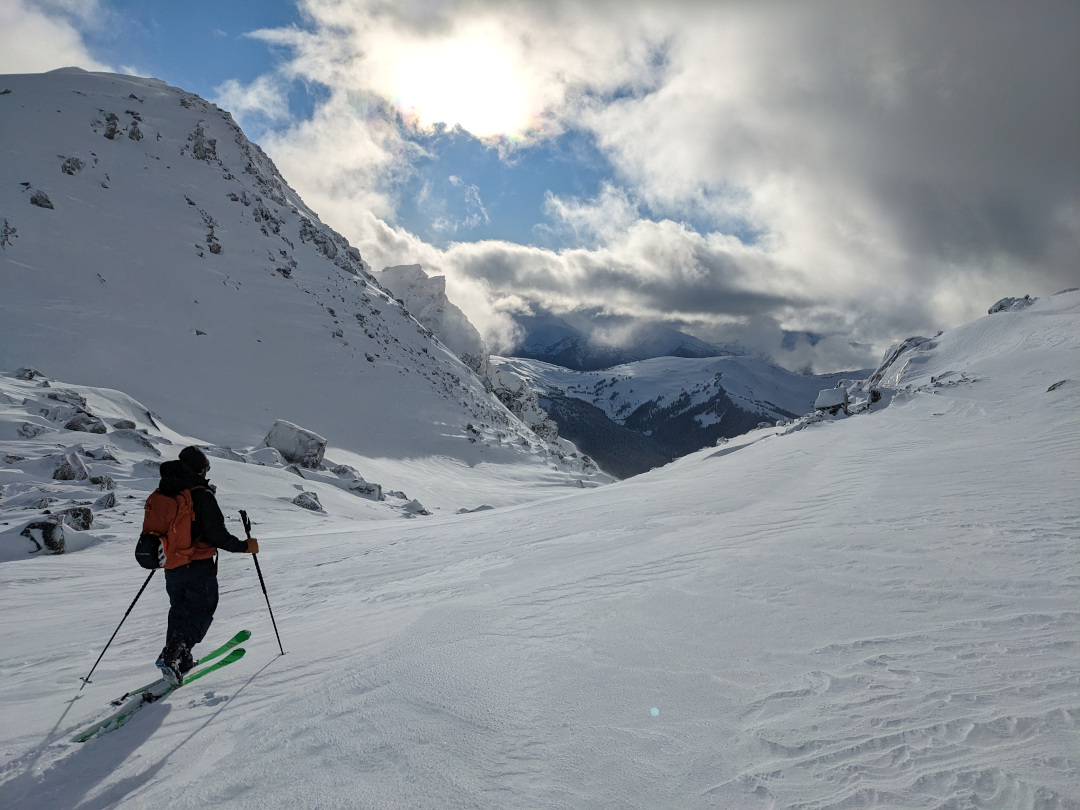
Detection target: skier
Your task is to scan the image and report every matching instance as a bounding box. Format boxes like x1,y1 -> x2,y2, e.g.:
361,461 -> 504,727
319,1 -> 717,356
150,446 -> 258,685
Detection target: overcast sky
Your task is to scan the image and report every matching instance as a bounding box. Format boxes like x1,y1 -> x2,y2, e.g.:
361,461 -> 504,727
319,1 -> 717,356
3,0 -> 1078,371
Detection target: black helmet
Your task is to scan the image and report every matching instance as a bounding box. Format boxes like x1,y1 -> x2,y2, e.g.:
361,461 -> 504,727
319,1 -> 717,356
179,446 -> 209,474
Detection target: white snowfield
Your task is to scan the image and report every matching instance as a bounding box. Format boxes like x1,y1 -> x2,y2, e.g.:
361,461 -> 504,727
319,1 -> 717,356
1,293 -> 1077,808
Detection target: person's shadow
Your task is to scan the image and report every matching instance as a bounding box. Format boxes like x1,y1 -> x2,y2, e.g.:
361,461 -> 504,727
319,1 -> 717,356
0,695 -> 169,810
0,657 -> 276,809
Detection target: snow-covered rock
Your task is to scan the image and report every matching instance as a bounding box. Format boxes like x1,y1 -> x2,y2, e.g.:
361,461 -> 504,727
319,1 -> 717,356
263,420 -> 327,470
29,189 -> 53,209
52,451 -> 90,481
489,365 -> 560,444
988,294 -> 1037,314
814,387 -> 849,414
64,412 -> 107,434
59,506 -> 93,531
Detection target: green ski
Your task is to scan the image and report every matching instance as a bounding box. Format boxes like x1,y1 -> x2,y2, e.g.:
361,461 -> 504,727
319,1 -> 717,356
110,629 -> 251,706
73,648 -> 247,743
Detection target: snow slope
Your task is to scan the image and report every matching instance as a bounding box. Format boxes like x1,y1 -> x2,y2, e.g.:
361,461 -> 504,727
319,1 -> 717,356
0,68 -> 598,485
1,291 -> 1077,808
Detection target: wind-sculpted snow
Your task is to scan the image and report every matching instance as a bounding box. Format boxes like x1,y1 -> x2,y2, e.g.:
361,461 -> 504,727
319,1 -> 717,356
0,292 -> 1077,807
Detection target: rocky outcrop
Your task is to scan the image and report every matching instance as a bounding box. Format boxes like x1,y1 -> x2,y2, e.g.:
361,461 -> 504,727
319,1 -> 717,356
490,366 -> 561,444
866,336 -> 934,389
21,519 -> 65,554
18,422 -> 54,439
30,190 -> 53,209
60,506 -> 93,531
187,120 -> 218,163
377,265 -> 490,379
65,412 -> 108,433
330,464 -> 383,500
52,451 -> 90,481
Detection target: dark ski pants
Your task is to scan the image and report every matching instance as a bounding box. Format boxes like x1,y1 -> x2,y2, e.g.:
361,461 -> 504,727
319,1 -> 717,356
164,557 -> 218,649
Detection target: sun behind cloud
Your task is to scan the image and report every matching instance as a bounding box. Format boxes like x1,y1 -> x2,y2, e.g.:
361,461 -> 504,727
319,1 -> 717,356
392,39 -> 530,139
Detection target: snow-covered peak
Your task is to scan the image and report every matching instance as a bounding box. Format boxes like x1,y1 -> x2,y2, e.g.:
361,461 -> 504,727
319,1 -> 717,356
375,264 -> 488,374
0,69 -> 601,486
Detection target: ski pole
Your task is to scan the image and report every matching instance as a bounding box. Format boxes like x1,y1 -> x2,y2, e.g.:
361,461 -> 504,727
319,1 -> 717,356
80,569 -> 156,688
239,509 -> 285,655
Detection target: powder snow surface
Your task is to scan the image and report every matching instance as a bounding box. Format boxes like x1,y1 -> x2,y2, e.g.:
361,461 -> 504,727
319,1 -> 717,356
1,294 -> 1077,807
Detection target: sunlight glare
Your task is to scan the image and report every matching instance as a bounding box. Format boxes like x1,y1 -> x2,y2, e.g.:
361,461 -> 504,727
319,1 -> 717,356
393,40 -> 530,139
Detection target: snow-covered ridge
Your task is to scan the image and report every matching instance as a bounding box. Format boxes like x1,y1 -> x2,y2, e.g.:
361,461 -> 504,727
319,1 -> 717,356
0,69 -> 603,484
862,289 -> 1078,393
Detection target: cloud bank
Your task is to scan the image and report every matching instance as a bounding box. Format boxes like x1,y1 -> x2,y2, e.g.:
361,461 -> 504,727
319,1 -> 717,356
0,1 -> 111,74
10,0 -> 1080,371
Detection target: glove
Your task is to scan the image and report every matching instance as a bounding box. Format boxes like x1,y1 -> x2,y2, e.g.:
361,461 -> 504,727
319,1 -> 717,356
244,537 -> 259,554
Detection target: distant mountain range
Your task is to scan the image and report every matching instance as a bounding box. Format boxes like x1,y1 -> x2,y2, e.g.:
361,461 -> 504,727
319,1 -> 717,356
363,268 -> 869,477
493,356 -> 865,477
